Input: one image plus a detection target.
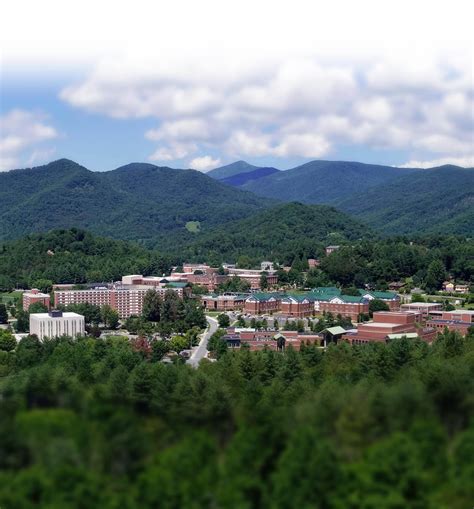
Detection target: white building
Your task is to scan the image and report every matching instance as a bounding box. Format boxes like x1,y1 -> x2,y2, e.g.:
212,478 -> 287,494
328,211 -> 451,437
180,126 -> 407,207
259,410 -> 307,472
30,310 -> 85,340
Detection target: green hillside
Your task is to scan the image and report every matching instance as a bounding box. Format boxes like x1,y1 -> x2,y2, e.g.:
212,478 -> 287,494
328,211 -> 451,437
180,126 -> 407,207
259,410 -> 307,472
175,202 -> 371,264
338,165 -> 474,235
239,160 -> 418,204
0,159 -> 274,243
0,228 -> 172,291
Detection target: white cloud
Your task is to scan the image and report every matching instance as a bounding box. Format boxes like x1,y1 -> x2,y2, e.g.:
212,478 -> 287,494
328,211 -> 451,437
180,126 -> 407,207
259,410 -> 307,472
189,155 -> 221,171
148,142 -> 196,162
0,109 -> 58,171
399,156 -> 474,169
56,52 -> 473,167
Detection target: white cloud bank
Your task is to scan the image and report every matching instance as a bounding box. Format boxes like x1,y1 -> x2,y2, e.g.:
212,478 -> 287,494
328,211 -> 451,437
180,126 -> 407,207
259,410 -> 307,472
189,155 -> 221,171
0,110 -> 58,171
59,55 -> 473,169
2,1 -> 471,170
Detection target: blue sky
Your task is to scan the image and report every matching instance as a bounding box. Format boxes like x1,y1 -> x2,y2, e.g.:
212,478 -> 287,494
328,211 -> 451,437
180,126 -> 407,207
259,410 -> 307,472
1,1 -> 472,172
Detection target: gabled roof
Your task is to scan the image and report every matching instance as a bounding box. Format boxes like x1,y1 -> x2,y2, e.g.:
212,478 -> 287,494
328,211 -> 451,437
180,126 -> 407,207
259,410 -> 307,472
330,295 -> 367,303
359,289 -> 399,300
282,294 -> 315,303
247,292 -> 284,302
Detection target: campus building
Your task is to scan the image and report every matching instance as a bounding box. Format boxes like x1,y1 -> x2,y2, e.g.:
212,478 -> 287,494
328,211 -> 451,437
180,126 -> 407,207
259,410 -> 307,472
54,279 -> 188,319
343,311 -> 436,345
223,327 -> 322,351
201,293 -> 248,311
358,290 -> 400,310
30,310 -> 85,340
280,295 -> 315,317
319,295 -> 370,322
400,302 -> 443,317
22,289 -> 50,311
427,310 -> 474,336
244,293 -> 282,314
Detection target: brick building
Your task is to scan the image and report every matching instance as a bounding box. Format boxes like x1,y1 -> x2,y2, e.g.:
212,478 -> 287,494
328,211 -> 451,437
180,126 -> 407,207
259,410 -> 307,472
244,293 -> 282,314
319,295 -> 370,322
223,327 -> 321,351
201,293 -> 248,311
54,283 -> 187,319
358,290 -> 400,310
427,310 -> 474,336
343,311 -> 435,345
280,295 -> 315,317
22,289 -> 51,311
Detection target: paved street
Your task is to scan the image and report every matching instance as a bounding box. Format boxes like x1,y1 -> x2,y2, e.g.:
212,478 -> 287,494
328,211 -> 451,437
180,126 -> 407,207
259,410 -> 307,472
187,315 -> 218,367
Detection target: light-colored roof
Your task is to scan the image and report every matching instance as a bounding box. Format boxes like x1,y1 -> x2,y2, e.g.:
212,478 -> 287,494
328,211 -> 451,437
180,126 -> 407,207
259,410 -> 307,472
30,312 -> 84,318
387,333 -> 419,339
360,322 -> 403,328
324,326 -> 347,335
359,290 -> 399,300
402,302 -> 442,308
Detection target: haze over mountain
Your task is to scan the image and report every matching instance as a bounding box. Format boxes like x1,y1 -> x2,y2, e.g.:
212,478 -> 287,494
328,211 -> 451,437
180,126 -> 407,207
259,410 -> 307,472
206,161 -> 262,179
236,160 -> 419,203
0,159 -> 275,244
220,167 -> 280,186
210,159 -> 474,235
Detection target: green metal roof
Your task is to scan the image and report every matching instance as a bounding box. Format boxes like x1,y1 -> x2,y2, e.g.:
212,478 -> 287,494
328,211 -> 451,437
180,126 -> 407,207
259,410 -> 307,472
165,282 -> 188,288
359,290 -> 399,300
282,294 -> 315,303
247,292 -> 284,302
335,295 -> 367,303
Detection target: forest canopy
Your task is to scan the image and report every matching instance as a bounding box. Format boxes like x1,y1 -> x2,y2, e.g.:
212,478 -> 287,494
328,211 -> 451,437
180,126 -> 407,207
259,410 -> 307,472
0,329 -> 473,508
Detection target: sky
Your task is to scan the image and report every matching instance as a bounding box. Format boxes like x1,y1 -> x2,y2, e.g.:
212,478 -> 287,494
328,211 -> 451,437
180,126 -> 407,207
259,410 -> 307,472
1,0 -> 473,172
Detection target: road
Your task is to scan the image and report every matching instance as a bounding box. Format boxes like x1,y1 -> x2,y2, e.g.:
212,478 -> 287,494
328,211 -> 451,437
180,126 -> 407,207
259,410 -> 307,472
187,315 -> 218,367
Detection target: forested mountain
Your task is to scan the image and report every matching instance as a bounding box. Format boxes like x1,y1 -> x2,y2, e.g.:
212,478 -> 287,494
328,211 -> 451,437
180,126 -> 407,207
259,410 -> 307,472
239,160 -> 418,203
206,160 -> 262,179
0,229 -> 173,291
0,159 -> 274,243
174,202 -> 371,265
234,160 -> 474,235
337,165 -> 474,235
220,166 -> 280,186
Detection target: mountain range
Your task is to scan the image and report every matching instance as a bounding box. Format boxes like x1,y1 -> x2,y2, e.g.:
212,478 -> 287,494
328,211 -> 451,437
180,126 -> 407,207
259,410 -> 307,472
0,159 -> 274,244
0,158 -> 472,250
210,159 -> 474,235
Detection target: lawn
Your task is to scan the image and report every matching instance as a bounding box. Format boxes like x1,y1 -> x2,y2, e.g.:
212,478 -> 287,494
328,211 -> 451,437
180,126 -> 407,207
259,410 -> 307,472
185,221 -> 201,233
0,291 -> 23,305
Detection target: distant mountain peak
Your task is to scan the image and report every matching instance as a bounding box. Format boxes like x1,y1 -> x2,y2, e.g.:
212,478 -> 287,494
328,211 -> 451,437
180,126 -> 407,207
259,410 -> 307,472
206,160 -> 262,179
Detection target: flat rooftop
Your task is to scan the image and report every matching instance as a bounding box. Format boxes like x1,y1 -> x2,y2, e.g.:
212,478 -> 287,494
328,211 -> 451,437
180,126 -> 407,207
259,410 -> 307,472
402,303 -> 442,307
30,312 -> 83,318
360,322 -> 406,328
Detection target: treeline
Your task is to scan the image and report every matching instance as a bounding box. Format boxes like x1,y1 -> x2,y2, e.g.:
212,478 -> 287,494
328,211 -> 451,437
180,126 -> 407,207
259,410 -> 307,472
0,229 -> 472,294
0,228 -> 174,291
316,236 -> 473,290
0,329 -> 473,508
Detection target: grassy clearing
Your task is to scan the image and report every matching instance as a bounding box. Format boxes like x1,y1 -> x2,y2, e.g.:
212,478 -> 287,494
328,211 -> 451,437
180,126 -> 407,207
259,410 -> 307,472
185,221 -> 201,233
